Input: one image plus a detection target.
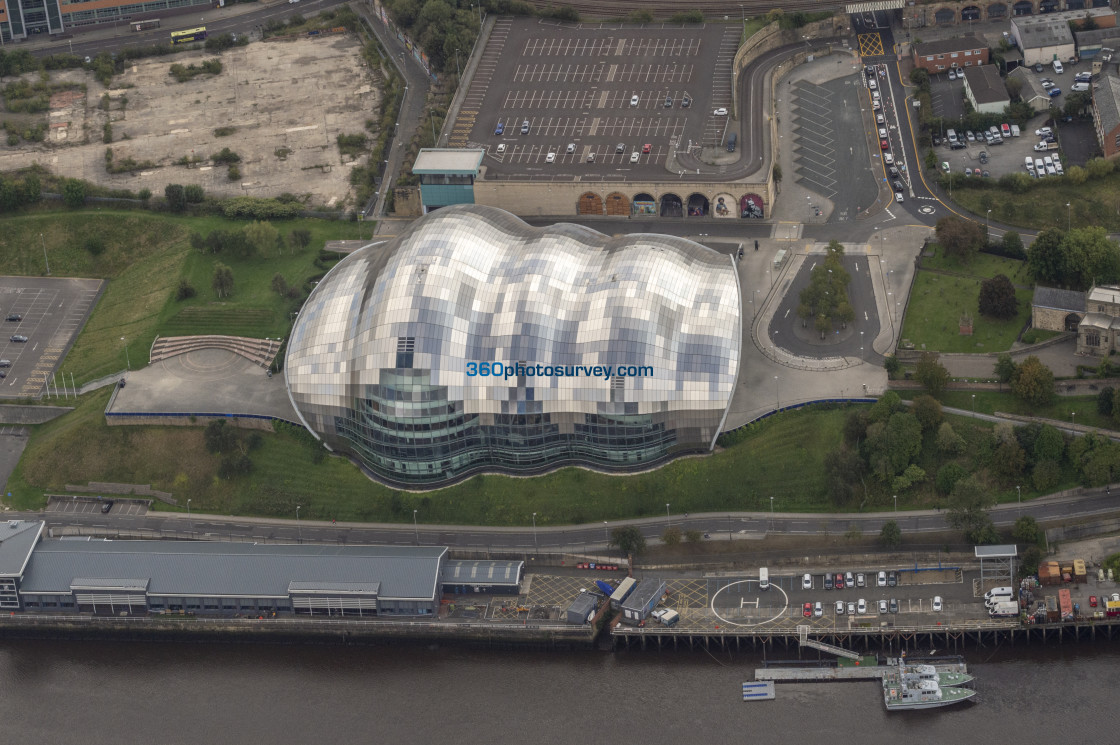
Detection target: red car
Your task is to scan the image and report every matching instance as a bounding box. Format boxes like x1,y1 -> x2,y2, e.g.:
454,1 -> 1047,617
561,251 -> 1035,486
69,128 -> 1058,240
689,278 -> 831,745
835,573 -> 845,589
1090,595 -> 1098,607
880,139 -> 889,151
642,143 -> 651,154
803,602 -> 812,617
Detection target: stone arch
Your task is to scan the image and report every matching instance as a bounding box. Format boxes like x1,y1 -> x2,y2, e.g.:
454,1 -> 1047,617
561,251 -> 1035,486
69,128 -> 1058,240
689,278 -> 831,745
1093,0 -> 1110,8
632,192 -> 656,216
1065,0 -> 1085,8
1039,0 -> 1058,11
934,7 -> 956,24
961,5 -> 981,20
987,3 -> 1007,18
659,193 -> 684,218
1066,313 -> 1082,332
740,193 -> 765,219
604,192 -> 630,216
1013,0 -> 1033,14
686,193 -> 710,217
577,192 -> 604,215
712,193 -> 736,218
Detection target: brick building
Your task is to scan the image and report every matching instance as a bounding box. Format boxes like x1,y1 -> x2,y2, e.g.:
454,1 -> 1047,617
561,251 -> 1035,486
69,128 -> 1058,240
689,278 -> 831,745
911,36 -> 989,73
1093,74 -> 1120,159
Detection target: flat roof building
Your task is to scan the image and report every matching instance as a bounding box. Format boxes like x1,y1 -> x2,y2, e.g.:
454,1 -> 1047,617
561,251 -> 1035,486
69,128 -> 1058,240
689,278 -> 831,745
1011,16 -> 1076,66
441,559 -> 523,595
962,65 -> 1010,114
413,148 -> 485,214
619,578 -> 666,625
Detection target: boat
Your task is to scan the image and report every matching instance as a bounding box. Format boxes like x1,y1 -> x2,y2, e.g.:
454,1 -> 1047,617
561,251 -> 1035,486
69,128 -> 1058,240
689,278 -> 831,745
882,659 -> 976,710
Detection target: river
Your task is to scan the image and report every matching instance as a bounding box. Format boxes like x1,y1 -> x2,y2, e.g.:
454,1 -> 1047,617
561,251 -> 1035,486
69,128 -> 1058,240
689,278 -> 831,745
1,638 -> 1117,744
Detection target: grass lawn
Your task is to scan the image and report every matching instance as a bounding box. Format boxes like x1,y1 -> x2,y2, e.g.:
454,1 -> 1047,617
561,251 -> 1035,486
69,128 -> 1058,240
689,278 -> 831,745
920,245 -> 1031,284
951,170 -> 1120,232
8,401 -> 858,526
900,389 -> 1114,430
901,271 -> 1033,352
1,209 -> 363,384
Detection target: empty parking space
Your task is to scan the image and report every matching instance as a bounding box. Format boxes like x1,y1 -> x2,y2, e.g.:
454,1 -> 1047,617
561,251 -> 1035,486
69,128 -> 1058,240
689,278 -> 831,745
791,81 -> 841,197
457,19 -> 738,178
0,277 -> 103,399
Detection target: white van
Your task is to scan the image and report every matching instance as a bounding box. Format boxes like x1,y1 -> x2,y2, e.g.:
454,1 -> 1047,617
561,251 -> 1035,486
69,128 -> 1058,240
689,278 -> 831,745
1025,156 -> 1034,171
946,128 -> 958,145
1011,124 -> 1021,137
984,586 -> 1013,602
1053,59 -> 1064,75
759,567 -> 770,591
659,609 -> 680,627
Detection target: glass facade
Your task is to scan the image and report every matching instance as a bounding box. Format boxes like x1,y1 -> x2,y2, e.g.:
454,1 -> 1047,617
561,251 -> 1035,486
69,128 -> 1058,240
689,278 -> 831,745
285,205 -> 741,487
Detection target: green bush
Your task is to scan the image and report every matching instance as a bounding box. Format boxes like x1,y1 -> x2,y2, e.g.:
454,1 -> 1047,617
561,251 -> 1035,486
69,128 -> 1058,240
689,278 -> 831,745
227,164 -> 241,181
211,147 -> 241,165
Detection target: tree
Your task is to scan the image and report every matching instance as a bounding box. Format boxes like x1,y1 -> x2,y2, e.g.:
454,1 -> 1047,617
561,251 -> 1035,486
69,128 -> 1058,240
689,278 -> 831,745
994,353 -> 1016,392
1012,515 -> 1044,547
684,530 -> 702,543
203,419 -> 237,454
1026,228 -> 1066,285
244,220 -> 279,257
610,526 -> 646,556
1033,424 -> 1065,463
1033,458 -> 1061,490
992,440 -> 1027,484
661,526 -> 682,546
1011,355 -> 1055,406
1004,75 -> 1023,99
271,273 -> 289,296
884,354 -> 901,380
946,475 -> 997,543
978,274 -> 1018,319
61,178 -> 85,208
912,394 -> 943,432
212,262 -> 234,299
1020,545 -> 1044,576
288,228 -> 312,251
915,351 -> 950,396
1002,231 -> 1024,258
865,412 -> 922,481
1087,157 -> 1115,179
184,184 -> 205,203
772,164 -> 782,193
879,520 -> 902,548
175,279 -> 196,300
935,215 -> 985,263
936,462 -> 968,495
165,183 -> 187,212
1064,91 -> 1091,117
138,187 -> 152,202
909,67 -> 929,87
824,446 -> 866,505
1062,226 -> 1120,290
936,421 -> 966,455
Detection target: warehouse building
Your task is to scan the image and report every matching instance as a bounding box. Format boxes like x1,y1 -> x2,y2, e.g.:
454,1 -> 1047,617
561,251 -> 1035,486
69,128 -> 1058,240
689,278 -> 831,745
619,578 -> 666,625
2,523 -> 450,617
962,65 -> 1010,114
440,559 -> 523,595
1011,16 -> 1076,66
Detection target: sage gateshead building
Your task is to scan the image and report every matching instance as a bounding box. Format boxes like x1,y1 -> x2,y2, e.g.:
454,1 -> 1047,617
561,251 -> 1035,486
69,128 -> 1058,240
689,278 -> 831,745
285,205 -> 742,488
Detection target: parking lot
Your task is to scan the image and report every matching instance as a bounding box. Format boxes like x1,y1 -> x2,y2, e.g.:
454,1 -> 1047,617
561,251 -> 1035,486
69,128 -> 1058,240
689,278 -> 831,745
932,122 -> 1064,180
47,495 -> 149,516
0,277 -> 104,399
456,18 -> 742,178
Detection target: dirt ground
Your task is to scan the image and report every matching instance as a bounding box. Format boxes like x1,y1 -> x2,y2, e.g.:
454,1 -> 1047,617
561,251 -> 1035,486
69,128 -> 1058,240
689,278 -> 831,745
0,33 -> 379,208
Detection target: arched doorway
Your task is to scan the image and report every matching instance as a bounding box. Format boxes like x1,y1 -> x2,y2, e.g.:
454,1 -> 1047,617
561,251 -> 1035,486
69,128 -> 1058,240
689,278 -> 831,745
961,6 -> 981,20
1066,313 -> 1082,332
686,194 -> 710,217
660,194 -> 683,217
632,193 -> 656,216
934,7 -> 956,24
1065,0 -> 1085,8
578,192 -> 604,215
740,193 -> 765,219
712,193 -> 736,218
987,3 -> 1007,18
605,192 -> 630,216
1013,0 -> 1033,15
1039,0 -> 1058,12
1093,0 -> 1110,8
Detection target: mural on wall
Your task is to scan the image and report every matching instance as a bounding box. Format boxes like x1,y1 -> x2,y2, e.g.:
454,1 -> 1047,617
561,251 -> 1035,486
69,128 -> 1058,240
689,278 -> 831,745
713,193 -> 735,218
740,194 -> 765,219
633,193 -> 657,215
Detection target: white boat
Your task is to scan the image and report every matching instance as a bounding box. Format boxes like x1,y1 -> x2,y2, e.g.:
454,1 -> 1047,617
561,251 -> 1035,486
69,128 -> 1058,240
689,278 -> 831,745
882,660 -> 976,710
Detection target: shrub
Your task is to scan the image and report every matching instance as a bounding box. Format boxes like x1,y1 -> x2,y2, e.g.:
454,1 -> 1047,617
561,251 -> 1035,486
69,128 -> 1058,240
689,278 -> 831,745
84,236 -> 105,256
227,164 -> 241,181
184,184 -> 205,203
211,147 -> 241,165
138,187 -> 152,202
213,126 -> 237,137
164,184 -> 186,212
175,279 -> 197,300
102,122 -> 112,143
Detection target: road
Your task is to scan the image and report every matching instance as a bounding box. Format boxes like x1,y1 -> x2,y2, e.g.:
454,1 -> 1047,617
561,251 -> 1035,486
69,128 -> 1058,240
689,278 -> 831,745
13,483 -> 1120,551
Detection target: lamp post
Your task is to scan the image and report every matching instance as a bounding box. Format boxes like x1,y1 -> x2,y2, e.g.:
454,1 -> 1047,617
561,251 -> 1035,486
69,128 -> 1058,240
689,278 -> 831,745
120,336 -> 130,371
971,394 -> 975,412
774,375 -> 780,409
1072,411 -> 1076,427
665,503 -> 671,528
603,520 -> 609,542
472,2 -> 482,26
893,494 -> 898,512
769,496 -> 774,530
532,512 -> 537,550
413,509 -> 419,544
455,47 -> 461,80
986,209 -> 991,241
296,504 -> 301,543
186,498 -> 192,535
1067,202 -> 1071,232
40,233 -> 49,276
1016,485 -> 1021,516
739,3 -> 744,20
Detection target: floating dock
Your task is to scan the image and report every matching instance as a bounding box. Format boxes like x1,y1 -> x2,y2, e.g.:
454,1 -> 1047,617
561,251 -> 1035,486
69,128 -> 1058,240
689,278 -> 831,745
756,656 -> 969,683
741,681 -> 775,700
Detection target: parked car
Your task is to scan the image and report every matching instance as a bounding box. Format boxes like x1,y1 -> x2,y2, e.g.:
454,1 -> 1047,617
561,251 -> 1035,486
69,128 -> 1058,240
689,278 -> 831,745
835,600 -> 844,615
664,95 -> 673,107
878,599 -> 888,614
824,574 -> 834,590
642,143 -> 651,154
883,153 -> 894,164
876,113 -> 885,125
0,360 -> 9,367
5,314 -> 20,322
835,573 -> 845,589
814,602 -> 823,618
857,598 -> 867,614
1072,82 -> 1090,92
856,573 -> 866,588
713,107 -> 728,116
681,96 -> 691,108
1090,595 -> 1098,607
877,571 -> 887,587
629,152 -> 639,163
845,572 -> 855,589
494,122 -> 504,135
887,571 -> 897,587
803,602 -> 812,617
1049,88 -> 1062,97
1001,123 -> 1011,137
1036,127 -> 1052,136
9,335 -> 27,342
802,573 -> 813,590
520,121 -> 530,134
932,134 -> 942,146
616,143 -> 625,153
630,95 -> 640,106
100,500 -> 114,513
496,144 -> 506,154
889,598 -> 899,613
880,139 -> 889,151
847,601 -> 856,615
546,152 -> 556,163
868,78 -> 877,90
933,596 -> 943,612
965,130 -> 975,142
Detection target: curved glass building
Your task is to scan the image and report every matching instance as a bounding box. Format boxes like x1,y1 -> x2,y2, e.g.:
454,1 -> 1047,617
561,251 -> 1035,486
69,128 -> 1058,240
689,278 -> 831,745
285,205 -> 741,487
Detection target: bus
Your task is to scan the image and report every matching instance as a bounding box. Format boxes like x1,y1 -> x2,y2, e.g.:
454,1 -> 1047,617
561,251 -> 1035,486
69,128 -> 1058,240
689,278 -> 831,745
170,26 -> 207,45
131,19 -> 160,32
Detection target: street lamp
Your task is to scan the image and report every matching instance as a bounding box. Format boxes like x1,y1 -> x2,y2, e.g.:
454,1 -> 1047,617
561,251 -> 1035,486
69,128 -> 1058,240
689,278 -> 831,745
186,498 -> 192,535
665,503 -> 671,528
1016,485 -> 1021,515
296,505 -> 301,543
774,375 -> 780,409
1072,412 -> 1077,427
739,3 -> 744,20
986,209 -> 991,241
1067,202 -> 1071,232
769,496 -> 774,529
971,394 -> 975,412
893,494 -> 898,512
532,512 -> 537,550
603,520 -> 609,541
413,508 -> 419,544
455,47 -> 461,80
120,336 -> 130,371
40,233 -> 49,276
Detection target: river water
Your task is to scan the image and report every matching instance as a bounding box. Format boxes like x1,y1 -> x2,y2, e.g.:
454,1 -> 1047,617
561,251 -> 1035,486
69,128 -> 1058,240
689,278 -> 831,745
3,638 -> 1119,743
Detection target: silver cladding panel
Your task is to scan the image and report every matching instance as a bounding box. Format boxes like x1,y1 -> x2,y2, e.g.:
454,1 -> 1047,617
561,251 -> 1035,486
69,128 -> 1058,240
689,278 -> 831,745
284,205 -> 740,482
